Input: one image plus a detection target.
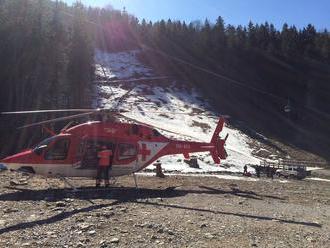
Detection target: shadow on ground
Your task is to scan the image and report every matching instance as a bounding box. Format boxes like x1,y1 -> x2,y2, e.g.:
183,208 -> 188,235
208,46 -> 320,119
0,185 -> 285,202
0,185 -> 321,235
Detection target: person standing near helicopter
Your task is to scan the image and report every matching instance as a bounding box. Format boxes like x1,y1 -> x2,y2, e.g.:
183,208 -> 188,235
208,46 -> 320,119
96,145 -> 113,187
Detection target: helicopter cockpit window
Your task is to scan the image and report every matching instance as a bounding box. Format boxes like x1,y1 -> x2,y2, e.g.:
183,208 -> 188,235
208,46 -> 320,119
118,144 -> 137,160
33,136 -> 57,154
45,139 -> 70,160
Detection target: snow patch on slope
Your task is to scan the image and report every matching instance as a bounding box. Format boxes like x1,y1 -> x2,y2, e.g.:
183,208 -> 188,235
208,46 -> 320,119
95,49 -> 153,80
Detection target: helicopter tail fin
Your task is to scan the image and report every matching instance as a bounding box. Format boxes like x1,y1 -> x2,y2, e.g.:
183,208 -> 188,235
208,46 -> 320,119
210,118 -> 228,164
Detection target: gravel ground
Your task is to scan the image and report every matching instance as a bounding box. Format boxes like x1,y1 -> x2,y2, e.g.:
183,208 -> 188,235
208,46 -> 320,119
0,171 -> 329,248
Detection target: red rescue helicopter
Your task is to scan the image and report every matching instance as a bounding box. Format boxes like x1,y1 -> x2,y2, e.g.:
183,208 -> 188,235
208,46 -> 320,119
0,108 -> 228,181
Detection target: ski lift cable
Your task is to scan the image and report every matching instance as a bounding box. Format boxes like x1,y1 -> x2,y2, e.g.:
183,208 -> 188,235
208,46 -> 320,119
141,45 -> 285,101
140,47 -> 330,119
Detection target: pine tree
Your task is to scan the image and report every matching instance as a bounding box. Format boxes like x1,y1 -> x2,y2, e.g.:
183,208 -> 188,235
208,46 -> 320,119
47,0 -> 69,107
213,16 -> 226,50
200,19 -> 212,51
256,23 -> 270,50
247,21 -> 257,48
225,24 -> 236,48
267,23 -> 279,54
236,25 -> 247,50
301,24 -> 317,58
281,23 -> 299,57
67,2 -> 94,107
318,29 -> 330,62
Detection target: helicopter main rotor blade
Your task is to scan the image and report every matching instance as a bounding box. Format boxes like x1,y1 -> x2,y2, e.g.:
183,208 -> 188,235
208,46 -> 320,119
2,108 -> 230,119
17,109 -> 130,129
1,109 -> 101,115
117,113 -> 203,141
130,109 -> 230,118
18,112 -> 97,129
94,76 -> 170,84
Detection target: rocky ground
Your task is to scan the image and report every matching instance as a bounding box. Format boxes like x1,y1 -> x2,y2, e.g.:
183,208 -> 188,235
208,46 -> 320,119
0,171 -> 329,248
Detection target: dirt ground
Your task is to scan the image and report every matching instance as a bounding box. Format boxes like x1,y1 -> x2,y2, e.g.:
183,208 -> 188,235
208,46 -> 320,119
0,171 -> 329,248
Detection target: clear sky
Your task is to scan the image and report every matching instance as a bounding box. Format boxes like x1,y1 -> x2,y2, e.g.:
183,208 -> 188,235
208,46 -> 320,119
63,0 -> 330,30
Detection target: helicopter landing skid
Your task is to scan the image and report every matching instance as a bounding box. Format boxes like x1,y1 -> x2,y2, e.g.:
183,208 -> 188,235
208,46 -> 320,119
133,173 -> 138,189
59,176 -> 78,192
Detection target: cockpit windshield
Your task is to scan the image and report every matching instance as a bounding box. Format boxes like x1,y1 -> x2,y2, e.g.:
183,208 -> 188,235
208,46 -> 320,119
33,136 -> 57,151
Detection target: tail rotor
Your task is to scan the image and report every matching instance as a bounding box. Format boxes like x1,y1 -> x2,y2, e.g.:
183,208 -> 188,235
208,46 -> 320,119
210,117 -> 228,164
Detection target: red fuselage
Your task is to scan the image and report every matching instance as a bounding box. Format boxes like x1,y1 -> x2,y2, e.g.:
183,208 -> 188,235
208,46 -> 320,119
1,119 -> 227,177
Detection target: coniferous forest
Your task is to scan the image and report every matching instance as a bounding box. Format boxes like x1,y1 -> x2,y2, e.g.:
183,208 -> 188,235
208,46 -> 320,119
1,0 -> 330,158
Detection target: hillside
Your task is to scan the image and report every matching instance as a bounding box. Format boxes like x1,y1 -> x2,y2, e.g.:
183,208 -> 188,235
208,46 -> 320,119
137,48 -> 330,163
92,48 -> 327,174
92,49 -> 260,173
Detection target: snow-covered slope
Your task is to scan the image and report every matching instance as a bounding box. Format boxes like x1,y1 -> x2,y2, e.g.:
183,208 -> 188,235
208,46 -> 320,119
93,49 -> 261,174
95,49 -> 153,80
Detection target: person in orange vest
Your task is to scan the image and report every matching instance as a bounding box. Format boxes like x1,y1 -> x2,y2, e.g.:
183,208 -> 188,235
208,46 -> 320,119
96,145 -> 113,188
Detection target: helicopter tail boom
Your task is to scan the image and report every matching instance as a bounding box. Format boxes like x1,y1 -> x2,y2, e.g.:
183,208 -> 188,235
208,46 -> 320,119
167,118 -> 228,164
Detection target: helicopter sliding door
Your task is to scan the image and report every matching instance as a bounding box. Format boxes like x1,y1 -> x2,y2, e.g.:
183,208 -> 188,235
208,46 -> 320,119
79,138 -> 115,169
73,137 -> 139,176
